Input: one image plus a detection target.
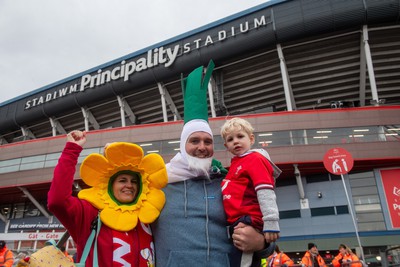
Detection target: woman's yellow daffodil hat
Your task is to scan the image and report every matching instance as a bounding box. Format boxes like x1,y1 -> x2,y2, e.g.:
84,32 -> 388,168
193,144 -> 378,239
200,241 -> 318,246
78,142 -> 167,231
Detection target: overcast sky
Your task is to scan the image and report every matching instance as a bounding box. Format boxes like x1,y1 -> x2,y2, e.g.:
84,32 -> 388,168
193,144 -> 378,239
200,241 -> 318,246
0,0 -> 270,104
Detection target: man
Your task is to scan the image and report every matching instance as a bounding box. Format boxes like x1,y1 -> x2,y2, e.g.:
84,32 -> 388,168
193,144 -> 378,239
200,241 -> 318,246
0,240 -> 14,267
152,60 -> 272,267
301,243 -> 326,267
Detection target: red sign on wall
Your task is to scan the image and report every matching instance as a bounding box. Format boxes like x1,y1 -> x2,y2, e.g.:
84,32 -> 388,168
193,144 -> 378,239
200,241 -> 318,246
380,168 -> 400,228
323,147 -> 354,175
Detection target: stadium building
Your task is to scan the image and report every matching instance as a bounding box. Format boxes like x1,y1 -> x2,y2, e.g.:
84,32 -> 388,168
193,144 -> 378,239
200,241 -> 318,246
1,0 -> 399,264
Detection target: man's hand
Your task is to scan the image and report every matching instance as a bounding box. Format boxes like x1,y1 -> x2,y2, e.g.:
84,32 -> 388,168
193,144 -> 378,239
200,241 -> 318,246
232,222 -> 265,252
67,130 -> 87,147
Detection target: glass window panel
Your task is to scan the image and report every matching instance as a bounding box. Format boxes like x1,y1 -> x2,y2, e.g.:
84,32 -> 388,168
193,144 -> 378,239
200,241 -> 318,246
78,147 -> 101,163
44,152 -> 62,168
44,160 -> 58,168
311,207 -> 335,216
353,195 -> 380,205
357,222 -> 386,231
256,131 -> 291,148
0,165 -> 20,174
280,210 -> 301,219
11,203 -> 26,219
20,161 -> 45,170
21,155 -> 46,163
80,148 -> 101,157
0,158 -> 21,167
349,171 -> 374,179
276,178 -> 297,187
356,212 -> 384,222
332,128 -> 356,144
213,136 -> 226,151
336,205 -> 349,214
351,187 -> 378,196
349,177 -> 376,187
385,132 -> 400,141
161,139 -> 180,155
289,130 -> 306,145
140,141 -> 161,154
45,153 -> 62,160
354,204 -> 382,213
25,203 -> 42,217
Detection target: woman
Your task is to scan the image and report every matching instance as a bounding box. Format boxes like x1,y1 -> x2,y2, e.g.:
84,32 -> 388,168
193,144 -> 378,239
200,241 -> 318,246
48,130 -> 167,266
332,244 -> 362,267
266,245 -> 294,267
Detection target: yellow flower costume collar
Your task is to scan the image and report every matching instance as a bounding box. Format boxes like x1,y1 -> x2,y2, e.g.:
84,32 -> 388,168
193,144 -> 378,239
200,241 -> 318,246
78,142 -> 167,231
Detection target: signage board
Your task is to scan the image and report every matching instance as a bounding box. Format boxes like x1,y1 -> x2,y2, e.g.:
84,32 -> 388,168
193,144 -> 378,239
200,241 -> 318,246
380,168 -> 400,228
323,147 -> 354,175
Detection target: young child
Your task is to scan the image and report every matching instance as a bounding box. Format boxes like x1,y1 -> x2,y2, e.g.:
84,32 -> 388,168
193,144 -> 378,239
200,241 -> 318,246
220,117 -> 281,267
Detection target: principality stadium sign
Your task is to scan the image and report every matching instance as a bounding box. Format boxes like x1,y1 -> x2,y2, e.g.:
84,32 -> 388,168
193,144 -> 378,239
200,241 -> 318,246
24,14 -> 271,110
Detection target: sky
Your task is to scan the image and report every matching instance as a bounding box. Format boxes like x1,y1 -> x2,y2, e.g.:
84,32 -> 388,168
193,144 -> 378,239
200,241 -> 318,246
0,0 -> 270,105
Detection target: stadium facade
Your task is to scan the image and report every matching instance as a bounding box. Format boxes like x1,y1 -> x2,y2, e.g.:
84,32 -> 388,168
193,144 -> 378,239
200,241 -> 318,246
0,0 -> 399,264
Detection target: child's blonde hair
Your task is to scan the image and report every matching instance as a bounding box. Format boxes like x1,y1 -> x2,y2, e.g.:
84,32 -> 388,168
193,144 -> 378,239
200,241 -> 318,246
220,117 -> 254,140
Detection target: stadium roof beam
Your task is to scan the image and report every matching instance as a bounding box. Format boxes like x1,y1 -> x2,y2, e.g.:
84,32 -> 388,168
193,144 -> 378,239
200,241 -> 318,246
277,44 -> 296,111
208,76 -> 217,118
21,126 -> 35,140
294,164 -> 305,200
158,82 -> 181,121
49,117 -> 67,136
81,107 -> 100,131
117,95 -> 137,127
0,137 -> 8,145
359,29 -> 367,107
212,71 -> 228,116
362,25 -> 379,106
18,187 -> 52,221
0,213 -> 8,224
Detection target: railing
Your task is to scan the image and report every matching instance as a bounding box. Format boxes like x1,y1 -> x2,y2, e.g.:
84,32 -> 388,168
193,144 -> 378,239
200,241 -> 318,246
1,125 -> 399,175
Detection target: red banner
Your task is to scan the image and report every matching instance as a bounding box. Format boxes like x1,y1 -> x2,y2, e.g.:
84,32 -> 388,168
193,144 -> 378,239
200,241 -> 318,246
380,168 -> 400,228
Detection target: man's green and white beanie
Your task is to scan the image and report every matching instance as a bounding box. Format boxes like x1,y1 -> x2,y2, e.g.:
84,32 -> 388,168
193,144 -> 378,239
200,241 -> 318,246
179,60 -> 215,160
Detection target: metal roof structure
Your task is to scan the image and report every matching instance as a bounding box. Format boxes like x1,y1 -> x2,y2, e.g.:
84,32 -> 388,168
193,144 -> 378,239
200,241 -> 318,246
0,0 -> 399,144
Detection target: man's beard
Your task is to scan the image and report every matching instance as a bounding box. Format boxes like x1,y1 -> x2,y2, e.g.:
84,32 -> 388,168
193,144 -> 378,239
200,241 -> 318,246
186,154 -> 212,177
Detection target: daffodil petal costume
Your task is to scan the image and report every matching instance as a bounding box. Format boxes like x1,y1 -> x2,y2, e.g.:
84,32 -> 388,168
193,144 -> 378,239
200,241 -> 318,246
78,142 -> 167,232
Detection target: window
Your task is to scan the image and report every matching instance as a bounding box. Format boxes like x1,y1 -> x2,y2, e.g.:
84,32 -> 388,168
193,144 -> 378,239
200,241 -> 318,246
348,171 -> 386,230
20,155 -> 46,170
336,205 -> 349,214
276,178 -> 297,187
311,207 -> 335,216
280,210 -> 301,219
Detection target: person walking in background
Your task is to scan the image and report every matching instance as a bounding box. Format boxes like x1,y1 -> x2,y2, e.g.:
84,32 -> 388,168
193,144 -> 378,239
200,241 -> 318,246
152,60 -> 272,267
332,244 -> 362,267
301,243 -> 327,267
48,130 -> 167,266
220,117 -> 282,266
265,244 -> 294,267
0,240 -> 14,267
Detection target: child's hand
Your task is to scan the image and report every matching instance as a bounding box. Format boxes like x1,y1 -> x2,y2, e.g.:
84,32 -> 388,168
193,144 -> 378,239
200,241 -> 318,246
67,130 -> 87,147
264,232 -> 279,243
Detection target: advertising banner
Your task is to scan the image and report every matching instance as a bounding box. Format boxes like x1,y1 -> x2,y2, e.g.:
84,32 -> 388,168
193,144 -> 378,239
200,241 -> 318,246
380,168 -> 400,228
